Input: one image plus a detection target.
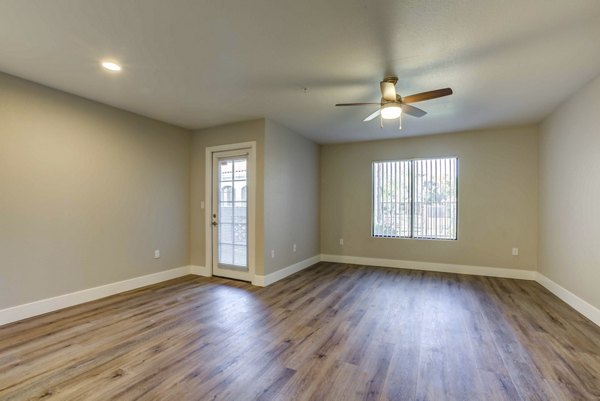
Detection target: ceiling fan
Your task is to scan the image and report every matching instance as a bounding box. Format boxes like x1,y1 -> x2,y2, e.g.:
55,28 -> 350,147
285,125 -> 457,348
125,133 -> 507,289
336,77 -> 453,129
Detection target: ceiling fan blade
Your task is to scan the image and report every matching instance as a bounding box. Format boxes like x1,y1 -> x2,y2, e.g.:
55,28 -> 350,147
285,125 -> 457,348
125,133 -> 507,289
335,102 -> 380,106
363,109 -> 381,122
402,88 -> 453,104
400,103 -> 427,118
380,81 -> 397,102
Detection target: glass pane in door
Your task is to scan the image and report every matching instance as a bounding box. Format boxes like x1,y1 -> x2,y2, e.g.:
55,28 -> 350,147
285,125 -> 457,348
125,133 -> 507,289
218,157 -> 248,268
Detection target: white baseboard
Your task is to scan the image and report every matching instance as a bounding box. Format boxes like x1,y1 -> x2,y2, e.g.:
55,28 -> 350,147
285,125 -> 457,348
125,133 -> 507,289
0,265 -> 192,327
253,255 -> 321,287
189,265 -> 211,277
320,254 -> 537,280
4,259 -> 597,331
535,273 -> 600,327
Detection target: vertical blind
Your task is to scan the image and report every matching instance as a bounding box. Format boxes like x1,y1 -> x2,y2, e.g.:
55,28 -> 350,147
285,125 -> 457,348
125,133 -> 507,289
372,157 -> 458,240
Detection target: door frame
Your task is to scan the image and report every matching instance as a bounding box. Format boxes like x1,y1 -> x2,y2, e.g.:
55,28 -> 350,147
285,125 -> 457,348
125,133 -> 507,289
205,141 -> 256,282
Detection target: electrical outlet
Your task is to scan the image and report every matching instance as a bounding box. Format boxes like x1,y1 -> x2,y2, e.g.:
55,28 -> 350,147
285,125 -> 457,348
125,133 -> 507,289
339,238 -> 344,245
154,249 -> 160,259
293,244 -> 297,252
512,248 -> 519,256
200,201 -> 205,209
271,249 -> 275,258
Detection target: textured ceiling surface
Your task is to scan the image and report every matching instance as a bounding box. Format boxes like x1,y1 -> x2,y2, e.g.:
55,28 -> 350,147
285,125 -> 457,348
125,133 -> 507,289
1,0 -> 600,143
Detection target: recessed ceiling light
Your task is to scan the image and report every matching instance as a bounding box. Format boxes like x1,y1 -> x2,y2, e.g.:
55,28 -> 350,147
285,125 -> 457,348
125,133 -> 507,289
101,61 -> 122,72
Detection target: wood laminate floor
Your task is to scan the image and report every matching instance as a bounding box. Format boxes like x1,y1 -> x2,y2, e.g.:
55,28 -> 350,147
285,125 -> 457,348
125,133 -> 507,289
1,262 -> 600,401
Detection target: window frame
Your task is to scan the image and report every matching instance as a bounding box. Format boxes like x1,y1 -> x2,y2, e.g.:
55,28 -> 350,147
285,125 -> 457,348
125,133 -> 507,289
371,156 -> 459,241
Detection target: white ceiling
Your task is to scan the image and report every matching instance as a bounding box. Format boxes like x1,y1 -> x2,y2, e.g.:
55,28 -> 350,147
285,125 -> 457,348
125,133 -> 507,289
1,0 -> 600,143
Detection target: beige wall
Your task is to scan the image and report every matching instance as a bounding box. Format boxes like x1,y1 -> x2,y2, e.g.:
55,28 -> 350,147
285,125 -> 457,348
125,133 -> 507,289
0,72 -> 191,309
190,119 -> 320,276
539,75 -> 600,310
264,120 -> 320,274
190,119 -> 265,273
320,126 -> 539,271
10,61 -> 590,313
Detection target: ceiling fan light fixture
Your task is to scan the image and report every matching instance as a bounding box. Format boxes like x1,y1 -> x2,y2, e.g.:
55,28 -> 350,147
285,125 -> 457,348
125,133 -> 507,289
380,103 -> 402,119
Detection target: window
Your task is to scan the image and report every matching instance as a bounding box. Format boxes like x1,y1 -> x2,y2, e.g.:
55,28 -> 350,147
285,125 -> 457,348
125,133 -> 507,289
372,157 -> 458,240
221,185 -> 233,202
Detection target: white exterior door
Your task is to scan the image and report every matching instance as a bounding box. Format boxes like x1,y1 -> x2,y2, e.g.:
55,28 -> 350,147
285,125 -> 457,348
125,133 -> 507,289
211,149 -> 253,281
